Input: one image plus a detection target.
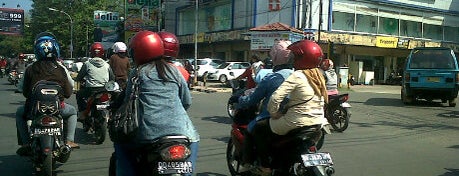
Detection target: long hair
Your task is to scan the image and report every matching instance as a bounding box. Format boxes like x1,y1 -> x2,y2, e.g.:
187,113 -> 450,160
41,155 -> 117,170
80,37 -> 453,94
143,58 -> 180,84
302,68 -> 329,103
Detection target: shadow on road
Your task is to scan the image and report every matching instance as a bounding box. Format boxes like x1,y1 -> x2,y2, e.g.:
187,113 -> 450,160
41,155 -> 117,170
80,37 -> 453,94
437,111 -> 459,118
439,168 -> 459,176
0,112 -> 16,118
202,116 -> 232,125
197,172 -> 227,176
0,154 -> 34,175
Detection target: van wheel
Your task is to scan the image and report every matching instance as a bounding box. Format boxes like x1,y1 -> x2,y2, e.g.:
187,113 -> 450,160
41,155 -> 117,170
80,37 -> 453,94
448,98 -> 457,107
401,90 -> 413,104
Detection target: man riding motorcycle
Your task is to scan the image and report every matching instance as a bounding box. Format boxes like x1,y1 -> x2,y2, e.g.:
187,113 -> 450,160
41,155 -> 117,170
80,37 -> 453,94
15,32 -> 79,155
75,42 -> 115,121
236,39 -> 294,173
320,59 -> 339,96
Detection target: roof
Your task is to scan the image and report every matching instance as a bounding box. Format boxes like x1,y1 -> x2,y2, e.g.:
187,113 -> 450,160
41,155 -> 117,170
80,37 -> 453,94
249,22 -> 303,33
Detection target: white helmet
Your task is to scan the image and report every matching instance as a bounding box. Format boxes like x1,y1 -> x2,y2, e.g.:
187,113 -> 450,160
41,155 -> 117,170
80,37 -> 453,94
112,42 -> 127,53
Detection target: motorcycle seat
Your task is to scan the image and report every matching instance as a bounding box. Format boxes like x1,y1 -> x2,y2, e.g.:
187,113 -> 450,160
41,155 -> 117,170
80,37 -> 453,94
272,125 -> 321,148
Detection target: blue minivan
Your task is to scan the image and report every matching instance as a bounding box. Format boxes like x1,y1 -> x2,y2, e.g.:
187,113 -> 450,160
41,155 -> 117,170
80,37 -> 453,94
401,47 -> 459,107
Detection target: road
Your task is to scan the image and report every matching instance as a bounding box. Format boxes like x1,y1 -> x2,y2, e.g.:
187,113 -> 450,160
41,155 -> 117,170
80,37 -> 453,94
0,78 -> 458,176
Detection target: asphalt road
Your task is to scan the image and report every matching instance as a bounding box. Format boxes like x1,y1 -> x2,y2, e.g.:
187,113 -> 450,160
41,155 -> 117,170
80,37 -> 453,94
0,79 -> 458,176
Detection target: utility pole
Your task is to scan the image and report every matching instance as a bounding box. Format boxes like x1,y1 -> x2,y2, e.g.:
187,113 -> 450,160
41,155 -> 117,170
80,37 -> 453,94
318,0 -> 323,42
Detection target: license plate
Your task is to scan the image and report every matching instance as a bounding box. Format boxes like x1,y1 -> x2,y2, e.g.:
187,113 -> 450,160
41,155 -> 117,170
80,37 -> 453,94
157,161 -> 192,174
301,152 -> 333,167
96,104 -> 109,110
33,128 -> 61,136
427,77 -> 440,82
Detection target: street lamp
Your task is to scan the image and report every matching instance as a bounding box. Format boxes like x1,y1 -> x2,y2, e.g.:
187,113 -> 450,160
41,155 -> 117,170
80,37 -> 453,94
49,7 -> 73,59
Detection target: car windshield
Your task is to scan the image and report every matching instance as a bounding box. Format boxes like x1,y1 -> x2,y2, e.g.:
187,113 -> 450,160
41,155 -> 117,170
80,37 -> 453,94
217,63 -> 230,69
409,49 -> 456,69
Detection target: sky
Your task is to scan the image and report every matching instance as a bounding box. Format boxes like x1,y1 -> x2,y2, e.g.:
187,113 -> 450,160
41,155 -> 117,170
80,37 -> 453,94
1,0 -> 32,12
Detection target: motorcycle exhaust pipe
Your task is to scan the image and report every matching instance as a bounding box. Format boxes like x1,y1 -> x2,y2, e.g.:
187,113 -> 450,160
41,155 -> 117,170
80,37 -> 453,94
60,144 -> 72,155
325,166 -> 335,175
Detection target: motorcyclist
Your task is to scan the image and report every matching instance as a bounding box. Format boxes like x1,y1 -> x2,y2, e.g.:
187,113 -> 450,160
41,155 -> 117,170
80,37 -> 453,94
109,42 -> 131,90
0,56 -> 7,77
15,32 -> 80,156
252,40 -> 329,174
75,42 -> 115,121
236,39 -> 294,173
114,30 -> 199,176
320,58 -> 339,95
157,31 -> 191,83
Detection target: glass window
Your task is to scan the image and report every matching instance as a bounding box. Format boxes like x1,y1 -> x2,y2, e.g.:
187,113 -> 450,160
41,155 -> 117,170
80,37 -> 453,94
400,20 -> 422,38
379,17 -> 399,35
423,24 -> 442,40
356,14 -> 377,33
409,49 -> 454,69
444,26 -> 459,43
332,11 -> 355,31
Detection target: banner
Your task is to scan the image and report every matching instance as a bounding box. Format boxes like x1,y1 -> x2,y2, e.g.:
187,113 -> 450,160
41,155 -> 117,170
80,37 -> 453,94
125,0 -> 160,33
94,10 -> 122,49
0,8 -> 24,35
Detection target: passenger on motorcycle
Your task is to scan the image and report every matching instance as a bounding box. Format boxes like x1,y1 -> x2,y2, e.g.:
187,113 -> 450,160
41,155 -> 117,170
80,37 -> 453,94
256,40 -> 329,174
236,39 -> 294,174
320,58 -> 339,95
109,42 -> 131,90
0,57 -> 6,77
75,42 -> 115,121
114,31 -> 199,176
15,32 -> 80,155
158,31 -> 191,83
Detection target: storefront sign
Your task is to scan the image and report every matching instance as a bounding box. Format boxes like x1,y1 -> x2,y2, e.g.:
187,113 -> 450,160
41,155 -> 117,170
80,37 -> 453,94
397,39 -> 410,49
250,31 -> 303,50
0,8 -> 24,35
376,36 -> 398,48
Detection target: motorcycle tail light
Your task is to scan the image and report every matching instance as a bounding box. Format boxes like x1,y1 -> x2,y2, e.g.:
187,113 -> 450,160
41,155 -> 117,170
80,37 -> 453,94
340,95 -> 349,102
41,116 -> 58,126
456,73 -> 459,83
160,144 -> 191,161
308,146 -> 317,153
404,73 -> 410,83
99,93 -> 111,102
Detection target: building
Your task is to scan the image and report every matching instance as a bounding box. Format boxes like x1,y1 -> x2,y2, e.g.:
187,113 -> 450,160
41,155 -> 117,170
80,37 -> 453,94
164,0 -> 459,85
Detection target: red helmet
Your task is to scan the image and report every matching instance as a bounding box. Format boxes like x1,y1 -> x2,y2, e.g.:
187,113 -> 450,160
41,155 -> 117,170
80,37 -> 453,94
129,31 -> 165,65
287,40 -> 323,70
320,59 -> 334,70
158,31 -> 179,58
90,42 -> 105,58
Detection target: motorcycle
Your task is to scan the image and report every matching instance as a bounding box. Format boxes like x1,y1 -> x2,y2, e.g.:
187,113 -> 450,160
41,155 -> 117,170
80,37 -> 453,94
26,81 -> 72,176
324,94 -> 351,132
108,135 -> 193,176
0,67 -> 5,78
227,79 -> 248,119
226,94 -> 335,176
82,81 -> 120,144
8,70 -> 18,85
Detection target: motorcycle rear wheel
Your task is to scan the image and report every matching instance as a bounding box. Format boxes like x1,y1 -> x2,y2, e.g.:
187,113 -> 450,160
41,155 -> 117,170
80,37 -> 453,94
227,101 -> 236,119
94,111 -> 108,144
38,154 -> 53,176
328,106 -> 350,132
226,138 -> 250,176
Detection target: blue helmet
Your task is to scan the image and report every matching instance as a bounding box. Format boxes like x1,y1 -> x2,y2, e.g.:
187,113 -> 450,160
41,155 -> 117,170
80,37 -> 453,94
34,32 -> 61,60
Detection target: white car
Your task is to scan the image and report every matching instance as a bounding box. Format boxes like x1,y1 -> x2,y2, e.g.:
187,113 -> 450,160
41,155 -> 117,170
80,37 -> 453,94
207,62 -> 251,83
191,58 -> 224,80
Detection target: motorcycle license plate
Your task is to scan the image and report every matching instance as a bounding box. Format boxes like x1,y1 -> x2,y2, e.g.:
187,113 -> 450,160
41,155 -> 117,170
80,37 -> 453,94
96,104 -> 109,110
301,152 -> 333,167
157,161 -> 192,174
33,128 -> 61,136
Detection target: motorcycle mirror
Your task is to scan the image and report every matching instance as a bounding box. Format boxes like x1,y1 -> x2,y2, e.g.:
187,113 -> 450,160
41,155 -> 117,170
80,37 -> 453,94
105,81 -> 120,91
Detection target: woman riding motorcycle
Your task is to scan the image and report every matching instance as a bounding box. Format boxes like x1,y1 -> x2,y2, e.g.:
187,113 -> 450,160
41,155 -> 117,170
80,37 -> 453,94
114,31 -> 199,176
249,40 -> 330,175
15,32 -> 80,154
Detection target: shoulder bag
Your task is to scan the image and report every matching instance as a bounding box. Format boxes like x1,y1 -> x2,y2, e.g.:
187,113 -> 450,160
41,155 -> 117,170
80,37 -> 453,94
108,69 -> 140,143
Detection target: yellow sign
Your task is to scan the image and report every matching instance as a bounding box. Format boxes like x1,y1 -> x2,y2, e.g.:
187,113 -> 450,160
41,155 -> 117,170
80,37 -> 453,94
376,36 -> 398,48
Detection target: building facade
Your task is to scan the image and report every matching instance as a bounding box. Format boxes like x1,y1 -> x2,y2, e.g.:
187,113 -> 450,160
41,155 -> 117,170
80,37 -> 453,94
167,0 -> 459,84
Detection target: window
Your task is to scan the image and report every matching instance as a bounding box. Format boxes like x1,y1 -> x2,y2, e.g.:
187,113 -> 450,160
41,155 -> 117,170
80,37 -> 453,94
379,17 -> 398,35
423,24 -> 442,40
332,11 -> 355,31
400,20 -> 422,38
444,26 -> 459,43
356,14 -> 377,33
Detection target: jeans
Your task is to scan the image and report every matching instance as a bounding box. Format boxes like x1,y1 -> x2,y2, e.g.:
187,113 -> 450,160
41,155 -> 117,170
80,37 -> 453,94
251,119 -> 273,168
16,103 -> 78,145
115,141 -> 199,176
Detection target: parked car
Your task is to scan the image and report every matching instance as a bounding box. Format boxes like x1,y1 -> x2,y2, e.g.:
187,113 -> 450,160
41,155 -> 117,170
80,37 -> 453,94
191,58 -> 224,80
207,62 -> 251,83
401,47 -> 459,107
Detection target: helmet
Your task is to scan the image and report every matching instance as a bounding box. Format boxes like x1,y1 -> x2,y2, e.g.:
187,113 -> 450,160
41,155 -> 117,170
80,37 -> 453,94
34,32 -> 60,60
158,31 -> 179,58
90,42 -> 105,58
129,30 -> 164,65
287,40 -> 323,70
112,42 -> 127,53
269,40 -> 292,66
320,59 -> 334,70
